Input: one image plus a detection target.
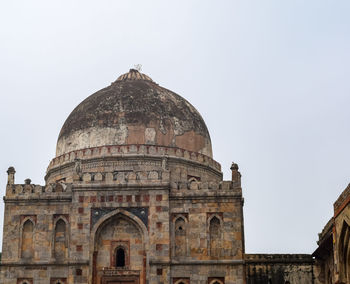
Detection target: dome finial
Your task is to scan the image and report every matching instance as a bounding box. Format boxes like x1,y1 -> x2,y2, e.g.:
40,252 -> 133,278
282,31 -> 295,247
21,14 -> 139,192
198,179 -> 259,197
134,64 -> 142,72
116,67 -> 154,82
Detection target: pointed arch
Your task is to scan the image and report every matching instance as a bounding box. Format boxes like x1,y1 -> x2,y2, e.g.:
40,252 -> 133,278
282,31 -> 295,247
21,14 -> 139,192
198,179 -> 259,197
53,217 -> 68,260
90,208 -> 149,250
89,208 -> 149,284
174,215 -> 187,257
208,214 -> 223,257
338,220 -> 350,282
50,280 -> 65,284
174,279 -> 190,284
21,218 -> 34,259
50,278 -> 67,284
188,177 -> 199,183
17,280 -> 33,284
209,279 -> 224,284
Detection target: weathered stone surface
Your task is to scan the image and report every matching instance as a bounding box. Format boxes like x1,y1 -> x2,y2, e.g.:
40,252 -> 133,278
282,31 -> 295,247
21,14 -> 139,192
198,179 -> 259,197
1,70 -> 241,284
3,69 -> 340,284
56,69 -> 212,158
313,183 -> 350,284
245,254 -> 315,284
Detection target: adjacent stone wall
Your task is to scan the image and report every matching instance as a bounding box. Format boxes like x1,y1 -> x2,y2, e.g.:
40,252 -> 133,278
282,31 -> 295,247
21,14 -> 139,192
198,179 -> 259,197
245,254 -> 316,284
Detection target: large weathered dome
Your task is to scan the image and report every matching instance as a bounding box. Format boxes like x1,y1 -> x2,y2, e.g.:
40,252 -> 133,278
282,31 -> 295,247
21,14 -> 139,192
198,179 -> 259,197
56,69 -> 212,158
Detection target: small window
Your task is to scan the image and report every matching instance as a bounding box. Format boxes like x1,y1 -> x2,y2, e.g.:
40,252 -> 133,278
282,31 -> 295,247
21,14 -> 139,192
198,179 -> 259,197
116,247 -> 125,267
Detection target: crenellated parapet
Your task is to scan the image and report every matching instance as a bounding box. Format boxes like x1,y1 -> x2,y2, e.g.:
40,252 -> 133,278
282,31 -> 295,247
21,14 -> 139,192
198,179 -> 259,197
47,144 -> 221,173
75,169 -> 170,185
5,167 -> 73,199
6,161 -> 238,200
169,163 -> 242,199
5,182 -> 72,199
170,180 -> 241,192
169,180 -> 242,202
45,147 -> 223,186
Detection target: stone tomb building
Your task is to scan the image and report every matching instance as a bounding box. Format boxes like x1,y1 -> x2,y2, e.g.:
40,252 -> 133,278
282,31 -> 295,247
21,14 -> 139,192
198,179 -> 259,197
0,70 -> 245,284
1,69 -> 349,284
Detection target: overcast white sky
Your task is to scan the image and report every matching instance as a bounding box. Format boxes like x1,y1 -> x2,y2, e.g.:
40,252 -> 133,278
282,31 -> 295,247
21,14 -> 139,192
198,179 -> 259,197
0,0 -> 349,254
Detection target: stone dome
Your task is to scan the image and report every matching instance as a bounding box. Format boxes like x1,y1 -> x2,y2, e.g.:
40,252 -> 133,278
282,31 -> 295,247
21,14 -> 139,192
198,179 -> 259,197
56,69 -> 213,158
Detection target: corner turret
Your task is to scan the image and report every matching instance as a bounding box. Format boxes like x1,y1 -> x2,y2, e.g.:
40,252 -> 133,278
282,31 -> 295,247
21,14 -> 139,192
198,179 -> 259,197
6,167 -> 15,185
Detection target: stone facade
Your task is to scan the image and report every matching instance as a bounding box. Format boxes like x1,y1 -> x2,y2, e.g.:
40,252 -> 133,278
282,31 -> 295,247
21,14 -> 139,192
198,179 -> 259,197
0,70 -> 245,284
0,158 -> 244,284
0,69 -> 348,284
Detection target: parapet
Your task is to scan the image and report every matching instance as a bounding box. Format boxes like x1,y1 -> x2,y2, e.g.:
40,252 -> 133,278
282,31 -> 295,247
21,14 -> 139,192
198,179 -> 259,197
5,181 -> 72,199
47,144 -> 222,173
317,217 -> 334,245
245,254 -> 314,264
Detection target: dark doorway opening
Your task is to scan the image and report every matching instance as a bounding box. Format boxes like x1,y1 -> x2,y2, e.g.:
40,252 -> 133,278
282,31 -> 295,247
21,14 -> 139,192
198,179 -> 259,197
116,248 -> 125,267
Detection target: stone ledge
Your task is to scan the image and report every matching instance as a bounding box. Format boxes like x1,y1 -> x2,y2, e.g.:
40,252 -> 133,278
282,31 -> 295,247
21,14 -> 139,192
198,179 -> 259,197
48,144 -> 222,172
3,197 -> 72,203
149,260 -> 244,265
0,261 -> 89,267
245,254 -> 314,264
72,183 -> 170,191
169,194 -> 242,201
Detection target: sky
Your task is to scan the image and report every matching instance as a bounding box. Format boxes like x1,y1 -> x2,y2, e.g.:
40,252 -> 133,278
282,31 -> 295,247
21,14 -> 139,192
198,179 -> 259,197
0,0 -> 349,253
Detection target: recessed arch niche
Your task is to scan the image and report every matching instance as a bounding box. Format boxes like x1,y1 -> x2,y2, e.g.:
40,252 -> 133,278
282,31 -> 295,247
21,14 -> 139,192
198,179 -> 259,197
90,209 -> 149,284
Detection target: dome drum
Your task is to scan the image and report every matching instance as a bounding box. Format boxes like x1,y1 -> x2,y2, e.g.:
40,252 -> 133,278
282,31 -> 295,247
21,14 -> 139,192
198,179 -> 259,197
48,69 -> 221,184
46,143 -> 222,185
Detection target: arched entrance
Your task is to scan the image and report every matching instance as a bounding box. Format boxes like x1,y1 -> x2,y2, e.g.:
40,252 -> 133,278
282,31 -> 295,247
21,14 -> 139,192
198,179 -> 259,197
90,209 -> 148,284
338,220 -> 350,283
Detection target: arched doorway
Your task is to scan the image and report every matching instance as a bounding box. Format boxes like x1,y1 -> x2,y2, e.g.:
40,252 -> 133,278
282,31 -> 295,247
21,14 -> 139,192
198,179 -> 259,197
115,247 -> 126,268
91,210 -> 148,284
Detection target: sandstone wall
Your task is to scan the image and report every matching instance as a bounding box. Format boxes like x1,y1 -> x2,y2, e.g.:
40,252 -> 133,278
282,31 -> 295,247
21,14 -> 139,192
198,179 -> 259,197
0,161 -> 245,284
246,254 -> 315,284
